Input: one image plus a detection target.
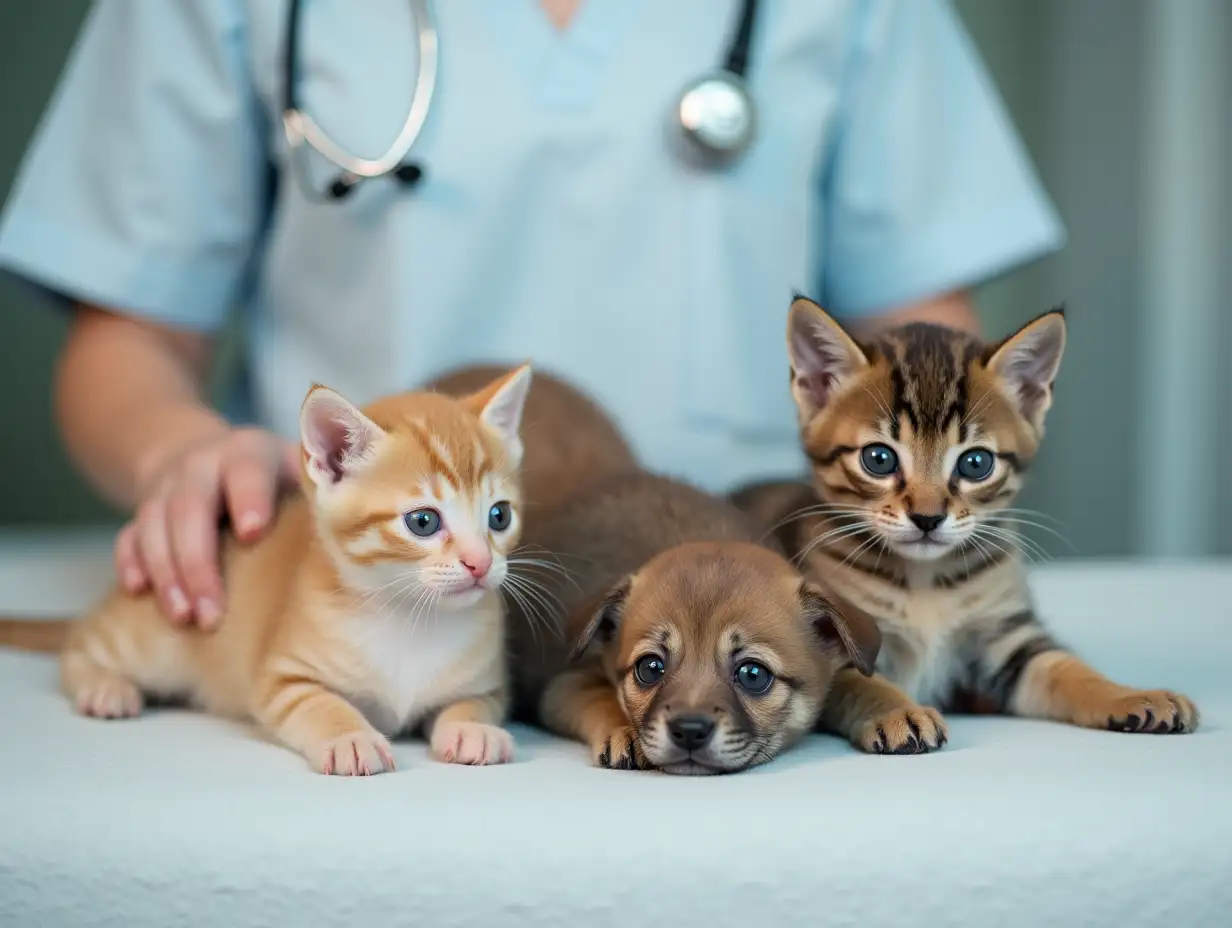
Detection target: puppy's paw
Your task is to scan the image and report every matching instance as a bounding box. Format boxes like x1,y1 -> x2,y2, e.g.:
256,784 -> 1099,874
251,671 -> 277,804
853,705 -> 948,755
309,730 -> 396,776
591,725 -> 653,771
72,673 -> 143,719
431,721 -> 514,766
1102,690 -> 1199,734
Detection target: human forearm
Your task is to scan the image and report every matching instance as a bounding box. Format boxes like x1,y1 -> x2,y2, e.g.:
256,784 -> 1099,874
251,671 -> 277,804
53,305 -> 224,509
848,290 -> 982,340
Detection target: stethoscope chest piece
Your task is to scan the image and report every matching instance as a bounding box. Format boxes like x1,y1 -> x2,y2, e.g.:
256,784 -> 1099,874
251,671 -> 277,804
676,70 -> 757,164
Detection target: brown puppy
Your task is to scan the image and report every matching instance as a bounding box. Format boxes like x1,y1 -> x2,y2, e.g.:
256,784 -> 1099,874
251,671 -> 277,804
426,364 -> 639,515
508,471 -> 881,775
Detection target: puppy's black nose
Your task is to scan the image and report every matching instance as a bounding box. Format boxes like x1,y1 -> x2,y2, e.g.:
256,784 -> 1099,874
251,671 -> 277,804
667,714 -> 715,751
909,513 -> 945,534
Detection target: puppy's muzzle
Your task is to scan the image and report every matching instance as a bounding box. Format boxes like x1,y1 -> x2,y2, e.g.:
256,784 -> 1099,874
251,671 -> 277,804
667,713 -> 716,752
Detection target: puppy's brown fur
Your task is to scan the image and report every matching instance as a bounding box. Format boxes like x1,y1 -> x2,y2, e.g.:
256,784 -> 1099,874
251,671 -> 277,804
427,364 -> 639,514
508,472 -> 880,775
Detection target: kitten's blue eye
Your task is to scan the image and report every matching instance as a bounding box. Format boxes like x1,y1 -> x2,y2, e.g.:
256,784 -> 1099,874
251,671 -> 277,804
488,501 -> 512,532
404,508 -> 441,537
735,661 -> 774,696
956,448 -> 995,482
860,443 -> 899,477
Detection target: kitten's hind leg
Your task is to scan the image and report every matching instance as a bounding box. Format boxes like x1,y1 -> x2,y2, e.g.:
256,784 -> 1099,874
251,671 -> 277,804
820,668 -> 949,754
974,611 -> 1199,734
60,594 -> 197,719
426,689 -> 514,766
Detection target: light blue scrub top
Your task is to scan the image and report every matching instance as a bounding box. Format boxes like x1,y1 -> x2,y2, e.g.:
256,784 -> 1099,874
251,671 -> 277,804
0,0 -> 1063,493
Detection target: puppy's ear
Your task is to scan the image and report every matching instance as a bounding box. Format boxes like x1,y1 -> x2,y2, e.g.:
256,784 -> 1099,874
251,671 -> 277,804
798,581 -> 880,676
787,295 -> 869,426
568,575 -> 632,662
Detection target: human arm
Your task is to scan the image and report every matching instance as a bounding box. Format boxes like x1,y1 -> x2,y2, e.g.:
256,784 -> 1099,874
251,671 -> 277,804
55,306 -> 297,626
848,289 -> 982,340
0,1 -> 282,626
819,0 -> 1064,332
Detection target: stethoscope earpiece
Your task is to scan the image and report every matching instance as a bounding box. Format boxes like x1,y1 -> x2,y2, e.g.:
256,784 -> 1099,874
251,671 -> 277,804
328,176 -> 357,200
394,162 -> 424,187
326,162 -> 423,200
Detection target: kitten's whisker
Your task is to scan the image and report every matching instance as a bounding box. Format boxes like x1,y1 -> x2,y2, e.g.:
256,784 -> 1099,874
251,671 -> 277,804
507,557 -> 581,591
838,534 -> 884,570
984,515 -> 1075,551
977,521 -> 1051,559
980,525 -> 1049,561
758,504 -> 870,541
346,569 -> 426,610
503,574 -> 560,642
992,507 -> 1067,527
961,388 -> 998,427
794,521 -> 879,565
974,525 -> 1048,564
966,533 -> 1002,570
501,582 -> 542,646
513,544 -> 596,568
509,573 -> 567,636
861,385 -> 895,425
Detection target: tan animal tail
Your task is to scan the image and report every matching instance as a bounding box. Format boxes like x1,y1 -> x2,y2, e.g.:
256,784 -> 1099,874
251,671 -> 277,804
0,618 -> 70,653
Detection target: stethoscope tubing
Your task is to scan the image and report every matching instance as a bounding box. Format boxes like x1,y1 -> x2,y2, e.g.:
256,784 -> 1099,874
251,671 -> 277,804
282,0 -> 438,182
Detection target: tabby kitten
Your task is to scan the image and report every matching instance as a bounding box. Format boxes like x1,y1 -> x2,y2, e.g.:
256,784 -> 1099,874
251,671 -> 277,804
731,296 -> 1198,754
56,366 -> 533,774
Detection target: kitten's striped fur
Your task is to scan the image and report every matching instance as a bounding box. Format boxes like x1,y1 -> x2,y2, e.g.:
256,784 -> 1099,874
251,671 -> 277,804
731,297 -> 1198,753
51,366 -> 534,774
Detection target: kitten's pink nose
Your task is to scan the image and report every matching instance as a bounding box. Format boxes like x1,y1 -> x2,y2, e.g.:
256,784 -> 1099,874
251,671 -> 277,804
460,551 -> 492,580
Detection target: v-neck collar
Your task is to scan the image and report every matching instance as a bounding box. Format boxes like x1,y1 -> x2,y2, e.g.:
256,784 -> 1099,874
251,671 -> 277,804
473,0 -> 647,109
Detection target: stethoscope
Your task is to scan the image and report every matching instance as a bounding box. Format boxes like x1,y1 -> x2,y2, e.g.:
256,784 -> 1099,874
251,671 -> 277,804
281,0 -> 760,202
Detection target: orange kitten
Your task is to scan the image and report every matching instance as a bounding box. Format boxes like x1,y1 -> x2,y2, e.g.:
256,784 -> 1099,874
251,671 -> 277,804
57,365 -> 533,775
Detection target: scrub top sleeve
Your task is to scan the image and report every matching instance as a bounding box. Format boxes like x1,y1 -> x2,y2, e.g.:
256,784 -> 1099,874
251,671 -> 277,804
0,0 -> 268,332
818,0 -> 1066,318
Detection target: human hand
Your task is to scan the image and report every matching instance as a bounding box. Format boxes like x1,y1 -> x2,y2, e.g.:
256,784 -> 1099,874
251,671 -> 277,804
114,427 -> 300,628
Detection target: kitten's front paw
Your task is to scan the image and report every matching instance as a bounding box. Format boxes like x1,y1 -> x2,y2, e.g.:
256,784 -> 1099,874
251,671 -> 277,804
591,725 -> 653,770
309,730 -> 396,776
431,721 -> 514,766
72,673 -> 143,719
1102,690 -> 1199,734
853,705 -> 948,755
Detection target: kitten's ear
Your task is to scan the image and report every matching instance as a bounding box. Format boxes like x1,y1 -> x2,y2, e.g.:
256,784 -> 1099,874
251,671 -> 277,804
798,581 -> 880,676
787,295 -> 869,424
299,385 -> 385,487
568,575 -> 632,662
470,364 -> 533,465
984,308 -> 1067,432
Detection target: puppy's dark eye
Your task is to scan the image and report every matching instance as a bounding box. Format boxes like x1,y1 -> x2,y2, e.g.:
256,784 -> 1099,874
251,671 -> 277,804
634,655 -> 666,687
735,661 -> 774,695
956,448 -> 995,482
404,508 -> 441,537
860,443 -> 899,477
488,501 -> 512,532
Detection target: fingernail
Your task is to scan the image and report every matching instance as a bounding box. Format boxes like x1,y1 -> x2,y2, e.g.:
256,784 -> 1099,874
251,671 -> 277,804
238,511 -> 262,535
196,599 -> 221,629
167,587 -> 189,617
123,568 -> 144,591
